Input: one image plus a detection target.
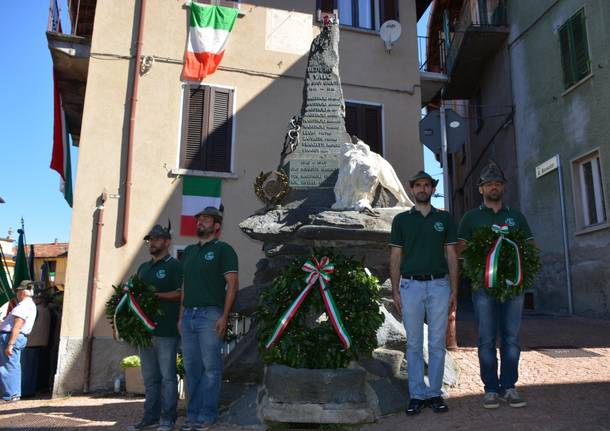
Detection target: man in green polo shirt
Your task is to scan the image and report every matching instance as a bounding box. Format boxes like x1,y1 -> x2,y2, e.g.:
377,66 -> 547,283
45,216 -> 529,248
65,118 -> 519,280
458,161 -> 533,410
129,224 -> 182,431
179,206 -> 238,430
390,171 -> 459,416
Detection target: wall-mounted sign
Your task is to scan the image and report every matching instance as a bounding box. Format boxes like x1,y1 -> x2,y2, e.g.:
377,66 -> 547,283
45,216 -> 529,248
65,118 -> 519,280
535,155 -> 559,178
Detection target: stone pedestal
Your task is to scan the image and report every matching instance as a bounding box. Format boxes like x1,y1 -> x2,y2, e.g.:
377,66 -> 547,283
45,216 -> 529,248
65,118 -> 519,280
258,365 -> 375,424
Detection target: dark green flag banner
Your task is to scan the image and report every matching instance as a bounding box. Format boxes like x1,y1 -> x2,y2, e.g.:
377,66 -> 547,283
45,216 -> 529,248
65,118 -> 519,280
0,247 -> 13,304
13,229 -> 30,288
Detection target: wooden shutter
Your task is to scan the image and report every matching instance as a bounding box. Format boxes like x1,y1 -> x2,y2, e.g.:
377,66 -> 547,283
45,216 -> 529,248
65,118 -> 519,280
381,0 -> 399,23
204,87 -> 233,172
363,105 -> 382,155
559,9 -> 590,89
180,85 -> 234,172
345,102 -> 358,140
345,102 -> 383,155
572,11 -> 590,82
559,25 -> 573,87
181,86 -> 206,170
318,0 -> 336,13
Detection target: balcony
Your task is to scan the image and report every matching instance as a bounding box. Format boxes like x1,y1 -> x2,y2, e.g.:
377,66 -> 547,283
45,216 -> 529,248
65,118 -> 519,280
418,36 -> 448,107
443,0 -> 508,99
47,0 -> 96,146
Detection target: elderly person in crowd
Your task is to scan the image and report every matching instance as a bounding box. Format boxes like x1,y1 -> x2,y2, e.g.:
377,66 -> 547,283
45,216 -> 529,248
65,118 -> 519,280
0,280 -> 38,402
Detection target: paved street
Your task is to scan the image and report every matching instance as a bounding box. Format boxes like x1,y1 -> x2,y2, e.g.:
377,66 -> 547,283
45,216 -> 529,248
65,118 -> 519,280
1,315 -> 609,430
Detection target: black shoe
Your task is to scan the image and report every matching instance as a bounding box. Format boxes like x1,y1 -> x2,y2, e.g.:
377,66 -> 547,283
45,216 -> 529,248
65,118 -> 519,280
405,398 -> 426,416
428,396 -> 449,413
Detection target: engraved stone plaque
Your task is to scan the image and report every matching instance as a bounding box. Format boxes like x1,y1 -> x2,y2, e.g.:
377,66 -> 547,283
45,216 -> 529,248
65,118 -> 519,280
286,22 -> 351,188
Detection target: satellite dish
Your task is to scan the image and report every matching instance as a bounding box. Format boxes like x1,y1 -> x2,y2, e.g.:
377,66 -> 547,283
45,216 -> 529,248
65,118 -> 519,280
380,20 -> 402,53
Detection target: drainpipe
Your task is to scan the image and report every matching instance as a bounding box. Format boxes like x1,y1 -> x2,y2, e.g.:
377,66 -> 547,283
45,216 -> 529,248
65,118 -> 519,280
83,192 -> 107,393
121,0 -> 147,246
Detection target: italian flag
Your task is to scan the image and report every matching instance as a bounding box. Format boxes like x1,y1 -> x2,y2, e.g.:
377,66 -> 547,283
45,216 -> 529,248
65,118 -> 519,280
50,72 -> 73,207
180,176 -> 222,236
182,3 -> 238,82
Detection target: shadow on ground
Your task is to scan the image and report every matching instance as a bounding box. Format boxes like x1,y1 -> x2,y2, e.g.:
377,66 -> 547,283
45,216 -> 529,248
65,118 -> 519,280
363,380 -> 610,431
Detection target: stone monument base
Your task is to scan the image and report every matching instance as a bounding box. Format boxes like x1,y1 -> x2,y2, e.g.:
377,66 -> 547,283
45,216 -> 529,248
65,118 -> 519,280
258,365 -> 375,425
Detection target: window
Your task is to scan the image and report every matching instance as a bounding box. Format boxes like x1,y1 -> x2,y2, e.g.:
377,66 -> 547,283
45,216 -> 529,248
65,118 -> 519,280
317,0 -> 398,31
180,85 -> 234,173
559,9 -> 590,89
345,101 -> 383,155
572,151 -> 607,229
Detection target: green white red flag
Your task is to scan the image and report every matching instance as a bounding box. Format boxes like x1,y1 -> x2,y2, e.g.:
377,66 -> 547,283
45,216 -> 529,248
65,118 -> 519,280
50,72 -> 73,207
181,176 -> 222,236
182,3 -> 238,81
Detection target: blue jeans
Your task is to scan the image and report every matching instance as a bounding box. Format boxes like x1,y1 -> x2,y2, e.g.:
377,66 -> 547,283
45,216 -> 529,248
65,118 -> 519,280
139,336 -> 179,426
181,307 -> 224,424
0,333 -> 27,400
400,276 -> 450,400
472,289 -> 524,393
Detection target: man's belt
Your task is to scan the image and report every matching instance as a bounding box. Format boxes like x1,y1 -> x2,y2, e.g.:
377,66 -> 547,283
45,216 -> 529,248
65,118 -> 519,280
0,331 -> 27,337
402,273 -> 447,281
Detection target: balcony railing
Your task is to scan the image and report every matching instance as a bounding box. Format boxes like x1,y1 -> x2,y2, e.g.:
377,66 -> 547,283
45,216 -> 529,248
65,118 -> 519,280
418,35 -> 446,73
445,0 -> 507,75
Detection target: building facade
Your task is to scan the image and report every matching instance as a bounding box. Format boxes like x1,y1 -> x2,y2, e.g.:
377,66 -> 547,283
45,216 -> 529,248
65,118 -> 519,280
49,0 -> 430,393
426,0 -> 609,317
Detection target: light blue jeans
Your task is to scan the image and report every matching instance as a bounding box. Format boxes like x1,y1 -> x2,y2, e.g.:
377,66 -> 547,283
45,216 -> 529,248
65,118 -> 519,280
139,336 -> 179,426
0,333 -> 27,400
400,276 -> 450,400
472,289 -> 524,393
181,307 -> 224,424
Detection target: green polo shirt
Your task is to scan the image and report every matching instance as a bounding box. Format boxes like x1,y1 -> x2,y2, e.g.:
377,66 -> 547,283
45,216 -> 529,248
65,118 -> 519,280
181,239 -> 238,308
458,204 -> 533,242
137,255 -> 182,338
389,206 -> 458,276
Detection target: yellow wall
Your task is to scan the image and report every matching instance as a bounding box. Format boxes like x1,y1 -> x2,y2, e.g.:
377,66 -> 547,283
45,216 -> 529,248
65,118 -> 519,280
62,0 -> 423,339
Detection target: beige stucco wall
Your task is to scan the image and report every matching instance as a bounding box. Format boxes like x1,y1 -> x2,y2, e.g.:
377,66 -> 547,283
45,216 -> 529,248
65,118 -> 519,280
61,0 -> 422,347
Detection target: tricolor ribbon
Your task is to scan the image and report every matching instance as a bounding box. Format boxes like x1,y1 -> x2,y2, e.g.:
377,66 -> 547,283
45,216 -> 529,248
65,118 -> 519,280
113,280 -> 157,341
484,224 -> 523,289
265,256 -> 352,350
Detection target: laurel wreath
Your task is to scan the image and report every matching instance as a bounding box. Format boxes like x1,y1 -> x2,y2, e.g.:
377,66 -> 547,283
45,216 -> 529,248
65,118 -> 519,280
104,276 -> 160,348
462,227 -> 541,302
256,250 -> 384,369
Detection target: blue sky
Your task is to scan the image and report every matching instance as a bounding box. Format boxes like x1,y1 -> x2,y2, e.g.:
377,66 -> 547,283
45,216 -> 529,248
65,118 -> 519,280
0,2 -> 76,245
0,2 -> 440,246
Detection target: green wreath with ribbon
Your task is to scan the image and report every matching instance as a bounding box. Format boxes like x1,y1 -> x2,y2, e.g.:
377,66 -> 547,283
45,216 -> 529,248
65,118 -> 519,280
104,275 -> 161,348
462,225 -> 541,302
257,250 -> 384,369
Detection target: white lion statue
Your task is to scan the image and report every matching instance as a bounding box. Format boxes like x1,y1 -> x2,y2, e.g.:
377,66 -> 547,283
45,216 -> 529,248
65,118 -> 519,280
332,139 -> 413,211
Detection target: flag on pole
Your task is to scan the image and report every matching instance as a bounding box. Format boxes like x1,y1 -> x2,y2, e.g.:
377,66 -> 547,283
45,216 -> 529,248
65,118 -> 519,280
13,229 -> 30,288
0,244 -> 14,306
50,72 -> 73,207
182,2 -> 238,81
180,176 -> 222,236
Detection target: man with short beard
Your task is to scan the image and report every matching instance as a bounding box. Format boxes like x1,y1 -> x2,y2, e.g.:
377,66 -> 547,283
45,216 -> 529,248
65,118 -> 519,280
129,224 -> 182,431
179,206 -> 238,431
458,161 -> 533,410
389,171 -> 458,416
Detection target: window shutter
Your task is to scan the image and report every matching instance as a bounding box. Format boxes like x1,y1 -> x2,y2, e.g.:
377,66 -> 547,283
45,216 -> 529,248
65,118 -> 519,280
181,86 -> 206,170
363,105 -> 382,155
381,0 -> 399,23
318,0 -> 336,13
344,102 -> 382,155
345,102 -> 358,140
559,25 -> 574,87
204,87 -> 233,172
572,11 -> 590,81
